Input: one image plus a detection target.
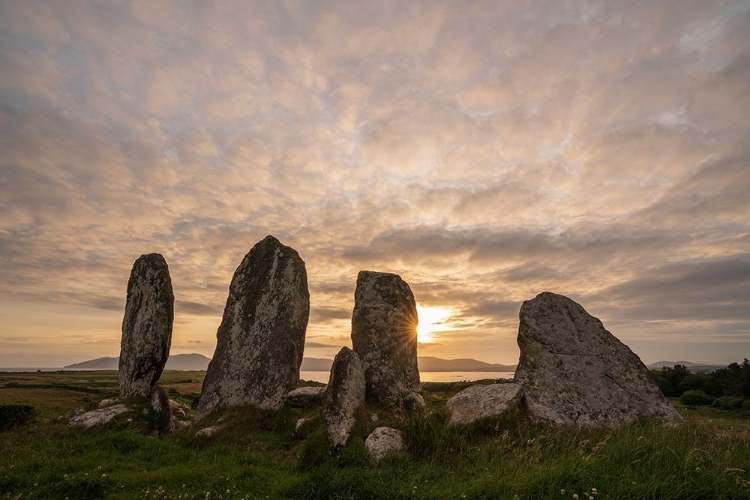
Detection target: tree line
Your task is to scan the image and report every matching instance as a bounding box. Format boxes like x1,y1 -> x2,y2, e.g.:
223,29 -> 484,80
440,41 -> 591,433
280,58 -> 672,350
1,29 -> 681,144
650,359 -> 750,408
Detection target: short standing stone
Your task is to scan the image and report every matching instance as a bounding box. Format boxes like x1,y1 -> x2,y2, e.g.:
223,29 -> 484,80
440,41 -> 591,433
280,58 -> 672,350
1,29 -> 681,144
351,271 -> 420,403
150,385 -> 174,434
119,253 -> 174,399
515,292 -> 682,428
365,427 -> 405,461
446,383 -> 521,425
324,347 -> 366,449
195,236 -> 309,421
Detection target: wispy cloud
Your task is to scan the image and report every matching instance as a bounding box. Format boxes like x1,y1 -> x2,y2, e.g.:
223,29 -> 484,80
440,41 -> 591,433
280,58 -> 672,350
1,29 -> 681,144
1,0 -> 748,365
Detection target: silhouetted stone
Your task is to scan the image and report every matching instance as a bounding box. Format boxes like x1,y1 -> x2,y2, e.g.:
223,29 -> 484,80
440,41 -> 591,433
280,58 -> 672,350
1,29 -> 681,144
351,271 -> 420,403
515,292 -> 682,428
365,427 -> 405,461
150,385 -> 174,434
324,347 -> 366,449
119,253 -> 174,399
195,236 -> 309,421
446,383 -> 521,425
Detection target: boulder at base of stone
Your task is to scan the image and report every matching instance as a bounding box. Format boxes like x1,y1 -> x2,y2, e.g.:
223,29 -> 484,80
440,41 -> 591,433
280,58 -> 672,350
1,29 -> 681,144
119,253 -> 174,399
365,427 -> 405,461
324,347 -> 366,450
351,271 -> 420,404
195,236 -> 310,421
150,385 -> 174,434
69,404 -> 129,428
286,387 -> 324,407
446,383 -> 521,425
515,292 -> 682,428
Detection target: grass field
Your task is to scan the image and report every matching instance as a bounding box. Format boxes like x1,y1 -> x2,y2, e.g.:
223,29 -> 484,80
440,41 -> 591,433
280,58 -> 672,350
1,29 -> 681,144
1,371 -> 749,499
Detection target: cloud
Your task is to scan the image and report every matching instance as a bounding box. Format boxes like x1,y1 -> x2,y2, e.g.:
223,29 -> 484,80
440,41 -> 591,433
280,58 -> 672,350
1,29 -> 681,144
0,0 -> 748,365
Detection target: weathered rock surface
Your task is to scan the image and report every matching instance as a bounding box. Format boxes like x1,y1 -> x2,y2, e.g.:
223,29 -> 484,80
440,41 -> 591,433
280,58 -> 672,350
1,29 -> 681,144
446,383 -> 521,425
287,386 -> 324,407
119,253 -> 174,399
351,271 -> 420,403
195,236 -> 310,421
324,347 -> 366,449
150,385 -> 174,434
196,426 -> 220,437
365,427 -> 406,461
69,404 -> 129,428
515,292 -> 682,428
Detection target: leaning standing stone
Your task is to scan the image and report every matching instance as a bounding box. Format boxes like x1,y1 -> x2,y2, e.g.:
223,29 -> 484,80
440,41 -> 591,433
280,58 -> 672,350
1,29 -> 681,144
515,292 -> 682,428
119,253 -> 174,399
195,236 -> 309,421
324,347 -> 366,450
351,271 -> 420,403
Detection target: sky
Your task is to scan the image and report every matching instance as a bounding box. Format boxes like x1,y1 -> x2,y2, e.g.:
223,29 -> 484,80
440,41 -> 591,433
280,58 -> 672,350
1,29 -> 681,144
1,0 -> 749,368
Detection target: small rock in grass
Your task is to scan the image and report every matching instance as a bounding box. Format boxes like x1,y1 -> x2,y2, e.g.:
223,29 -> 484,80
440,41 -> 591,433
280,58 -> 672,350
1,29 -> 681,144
365,427 -> 406,461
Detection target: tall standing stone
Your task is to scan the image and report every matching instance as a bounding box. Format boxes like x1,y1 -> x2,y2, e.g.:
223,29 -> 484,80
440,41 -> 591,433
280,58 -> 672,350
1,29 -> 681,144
515,292 -> 682,428
195,236 -> 309,421
324,347 -> 366,449
119,253 -> 174,399
351,271 -> 420,403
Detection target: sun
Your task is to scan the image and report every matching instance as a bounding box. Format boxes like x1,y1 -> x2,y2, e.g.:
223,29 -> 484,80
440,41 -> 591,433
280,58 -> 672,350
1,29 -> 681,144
416,305 -> 452,343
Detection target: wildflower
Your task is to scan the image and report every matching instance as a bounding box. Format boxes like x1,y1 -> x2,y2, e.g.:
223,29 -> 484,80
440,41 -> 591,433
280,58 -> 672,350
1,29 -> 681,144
102,474 -> 107,478
591,488 -> 598,496
561,489 -> 565,495
573,495 -> 579,500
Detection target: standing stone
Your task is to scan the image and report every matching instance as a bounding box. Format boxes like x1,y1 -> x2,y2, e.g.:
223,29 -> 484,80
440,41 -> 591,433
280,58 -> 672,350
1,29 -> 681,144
119,253 -> 174,399
515,292 -> 682,428
195,236 -> 309,421
324,347 -> 366,450
351,271 -> 420,403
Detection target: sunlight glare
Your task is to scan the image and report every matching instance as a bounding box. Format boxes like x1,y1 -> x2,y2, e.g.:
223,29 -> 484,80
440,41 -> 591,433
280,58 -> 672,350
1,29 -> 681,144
416,305 -> 452,343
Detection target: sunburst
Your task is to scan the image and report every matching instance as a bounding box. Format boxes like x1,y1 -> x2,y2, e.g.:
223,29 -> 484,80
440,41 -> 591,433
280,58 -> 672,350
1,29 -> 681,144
416,305 -> 452,343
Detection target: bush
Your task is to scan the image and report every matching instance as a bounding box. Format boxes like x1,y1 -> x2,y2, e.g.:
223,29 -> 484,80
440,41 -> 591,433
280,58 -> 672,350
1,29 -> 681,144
742,400 -> 750,411
680,390 -> 714,406
652,374 -> 674,397
712,396 -> 744,410
0,404 -> 37,432
677,373 -> 709,394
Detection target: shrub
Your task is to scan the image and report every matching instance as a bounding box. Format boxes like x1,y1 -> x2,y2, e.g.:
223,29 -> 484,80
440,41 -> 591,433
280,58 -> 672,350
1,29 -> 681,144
0,404 -> 37,432
742,400 -> 750,411
679,390 -> 714,406
712,396 -> 744,410
677,373 -> 709,394
652,374 -> 674,397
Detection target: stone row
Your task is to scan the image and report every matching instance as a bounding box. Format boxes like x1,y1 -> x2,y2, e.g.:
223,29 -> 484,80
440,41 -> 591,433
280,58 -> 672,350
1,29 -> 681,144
108,235 -> 680,445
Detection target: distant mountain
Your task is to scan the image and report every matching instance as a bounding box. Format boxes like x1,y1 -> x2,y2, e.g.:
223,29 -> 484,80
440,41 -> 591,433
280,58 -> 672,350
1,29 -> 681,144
65,354 -> 515,373
64,353 -> 212,371
300,357 -> 333,371
647,360 -> 724,373
418,356 -> 515,372
65,356 -> 118,370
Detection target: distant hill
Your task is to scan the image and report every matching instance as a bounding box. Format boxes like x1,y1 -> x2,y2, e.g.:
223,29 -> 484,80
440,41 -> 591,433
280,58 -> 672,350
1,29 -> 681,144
65,354 -> 515,372
647,360 -> 724,373
65,353 -> 212,371
418,356 -> 515,372
300,357 -> 333,371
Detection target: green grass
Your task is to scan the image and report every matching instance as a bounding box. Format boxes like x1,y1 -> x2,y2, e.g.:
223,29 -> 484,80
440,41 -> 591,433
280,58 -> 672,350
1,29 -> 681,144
1,372 -> 749,499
